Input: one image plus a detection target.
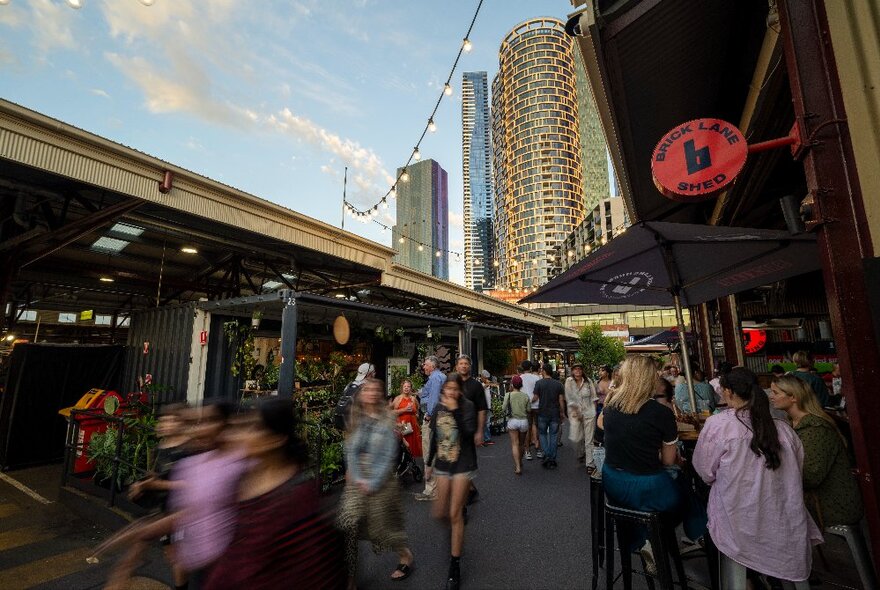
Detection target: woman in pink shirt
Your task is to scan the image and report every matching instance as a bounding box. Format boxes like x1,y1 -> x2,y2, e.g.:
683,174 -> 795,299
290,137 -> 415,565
693,368 -> 822,587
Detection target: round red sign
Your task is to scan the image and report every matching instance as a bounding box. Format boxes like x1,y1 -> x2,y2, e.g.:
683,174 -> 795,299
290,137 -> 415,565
651,118 -> 748,201
742,329 -> 767,354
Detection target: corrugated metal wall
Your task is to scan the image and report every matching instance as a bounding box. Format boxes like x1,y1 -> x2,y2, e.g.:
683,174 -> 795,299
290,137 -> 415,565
123,304 -> 196,403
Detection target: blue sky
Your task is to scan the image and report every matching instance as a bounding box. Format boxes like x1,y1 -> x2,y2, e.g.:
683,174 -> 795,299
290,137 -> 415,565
0,0 -> 582,285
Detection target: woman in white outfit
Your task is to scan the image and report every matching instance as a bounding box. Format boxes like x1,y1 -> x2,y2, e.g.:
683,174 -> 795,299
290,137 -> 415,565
565,363 -> 598,467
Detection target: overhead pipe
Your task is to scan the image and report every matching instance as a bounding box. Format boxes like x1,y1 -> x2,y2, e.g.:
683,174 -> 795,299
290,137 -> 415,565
158,170 -> 174,194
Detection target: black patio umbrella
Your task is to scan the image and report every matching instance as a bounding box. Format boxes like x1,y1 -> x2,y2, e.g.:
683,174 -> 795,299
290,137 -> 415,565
521,221 -> 820,411
629,329 -> 694,348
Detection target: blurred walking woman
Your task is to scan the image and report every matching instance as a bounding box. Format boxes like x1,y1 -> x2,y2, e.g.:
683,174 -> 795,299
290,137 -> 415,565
769,375 -> 863,527
427,374 -> 477,590
392,379 -> 422,458
337,378 -> 414,588
205,399 -> 346,589
694,368 -> 822,586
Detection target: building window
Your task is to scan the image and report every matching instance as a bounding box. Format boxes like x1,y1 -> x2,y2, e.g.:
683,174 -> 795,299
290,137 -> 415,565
95,315 -> 113,326
117,316 -> 131,328
58,313 -> 77,323
18,310 -> 37,322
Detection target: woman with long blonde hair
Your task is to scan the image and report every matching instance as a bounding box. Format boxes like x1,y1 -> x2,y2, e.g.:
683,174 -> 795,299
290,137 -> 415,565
601,356 -> 706,543
769,375 -> 862,527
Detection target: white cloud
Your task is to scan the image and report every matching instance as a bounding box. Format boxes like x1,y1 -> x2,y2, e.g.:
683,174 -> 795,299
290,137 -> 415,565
184,137 -> 205,151
28,0 -> 77,54
268,107 -> 391,199
90,88 -> 110,99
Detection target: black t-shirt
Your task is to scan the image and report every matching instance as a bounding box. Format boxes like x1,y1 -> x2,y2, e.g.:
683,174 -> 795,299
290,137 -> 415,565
534,377 -> 564,417
460,376 -> 489,413
603,399 -> 677,474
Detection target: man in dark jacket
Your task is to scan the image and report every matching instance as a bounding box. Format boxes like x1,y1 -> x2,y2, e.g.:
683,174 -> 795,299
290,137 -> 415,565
533,363 -> 566,469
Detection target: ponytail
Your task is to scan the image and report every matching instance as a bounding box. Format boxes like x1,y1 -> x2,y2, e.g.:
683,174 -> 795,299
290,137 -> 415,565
721,368 -> 781,470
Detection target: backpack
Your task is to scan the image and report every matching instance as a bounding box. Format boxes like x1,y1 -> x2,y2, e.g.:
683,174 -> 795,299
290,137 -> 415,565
334,381 -> 361,431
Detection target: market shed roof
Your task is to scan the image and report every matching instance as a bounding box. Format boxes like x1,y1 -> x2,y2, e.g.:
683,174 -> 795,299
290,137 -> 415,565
0,100 -> 574,343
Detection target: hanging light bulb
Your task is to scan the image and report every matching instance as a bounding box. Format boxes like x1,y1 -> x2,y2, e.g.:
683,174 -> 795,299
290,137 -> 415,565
389,185 -> 397,198
435,250 -> 441,258
444,83 -> 453,96
400,170 -> 409,182
428,118 -> 437,133
66,0 -> 83,8
417,244 -> 424,252
398,237 -> 405,244
382,199 -> 388,210
426,326 -> 433,339
413,147 -> 421,161
462,38 -> 472,52
493,260 -> 499,267
455,253 -> 461,261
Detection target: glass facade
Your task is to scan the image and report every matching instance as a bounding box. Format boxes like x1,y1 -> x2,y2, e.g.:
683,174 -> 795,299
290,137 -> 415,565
557,308 -> 691,330
391,159 -> 449,280
462,71 -> 495,291
492,18 -> 606,290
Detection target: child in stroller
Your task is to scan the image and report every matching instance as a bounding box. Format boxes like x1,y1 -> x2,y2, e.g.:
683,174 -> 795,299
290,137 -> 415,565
395,429 -> 423,483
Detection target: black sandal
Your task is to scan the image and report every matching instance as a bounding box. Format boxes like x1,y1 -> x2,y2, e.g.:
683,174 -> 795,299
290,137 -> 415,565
391,562 -> 413,581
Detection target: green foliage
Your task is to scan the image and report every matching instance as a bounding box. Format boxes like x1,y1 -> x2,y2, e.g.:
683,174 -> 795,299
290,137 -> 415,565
575,323 -> 626,378
223,320 -> 256,378
87,423 -> 152,489
302,407 -> 345,484
408,369 -> 426,392
388,366 -> 409,398
483,337 -> 514,375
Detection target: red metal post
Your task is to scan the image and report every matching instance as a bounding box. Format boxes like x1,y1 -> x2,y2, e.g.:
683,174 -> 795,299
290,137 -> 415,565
779,0 -> 880,570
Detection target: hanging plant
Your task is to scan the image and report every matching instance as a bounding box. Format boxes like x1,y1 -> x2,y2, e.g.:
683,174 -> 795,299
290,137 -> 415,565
224,320 -> 257,378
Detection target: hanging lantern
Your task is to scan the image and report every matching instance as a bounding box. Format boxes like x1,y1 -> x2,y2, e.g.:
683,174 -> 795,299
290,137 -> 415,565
333,314 -> 350,345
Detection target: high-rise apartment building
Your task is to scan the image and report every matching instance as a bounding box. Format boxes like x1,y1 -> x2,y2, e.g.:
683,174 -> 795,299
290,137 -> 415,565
462,71 -> 495,292
492,18 -> 609,290
552,197 -> 628,276
391,159 -> 449,280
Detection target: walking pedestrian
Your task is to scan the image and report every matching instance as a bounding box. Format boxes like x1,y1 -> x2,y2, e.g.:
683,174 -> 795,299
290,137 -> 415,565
564,363 -> 598,466
392,379 -> 422,458
503,374 -> 530,474
205,398 -> 347,589
426,374 -> 477,590
479,370 -> 495,446
534,363 -> 565,469
455,355 -> 488,509
337,378 -> 414,587
518,360 -> 541,460
415,356 -> 446,501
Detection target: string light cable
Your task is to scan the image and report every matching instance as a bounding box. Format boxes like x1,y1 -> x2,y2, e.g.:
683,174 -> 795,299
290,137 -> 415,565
344,0 -> 485,261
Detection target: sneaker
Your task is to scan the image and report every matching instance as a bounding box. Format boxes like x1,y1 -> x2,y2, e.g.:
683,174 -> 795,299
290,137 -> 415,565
414,493 -> 435,502
525,451 -> 533,460
536,450 -> 545,458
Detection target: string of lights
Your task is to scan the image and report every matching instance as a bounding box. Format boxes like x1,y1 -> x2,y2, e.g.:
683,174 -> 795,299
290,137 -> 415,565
343,0 -> 484,253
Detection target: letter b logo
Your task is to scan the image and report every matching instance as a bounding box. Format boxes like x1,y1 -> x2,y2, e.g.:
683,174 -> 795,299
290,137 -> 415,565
684,139 -> 711,175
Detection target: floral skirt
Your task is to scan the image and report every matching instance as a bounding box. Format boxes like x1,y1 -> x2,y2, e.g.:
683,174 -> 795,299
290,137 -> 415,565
336,477 -> 408,576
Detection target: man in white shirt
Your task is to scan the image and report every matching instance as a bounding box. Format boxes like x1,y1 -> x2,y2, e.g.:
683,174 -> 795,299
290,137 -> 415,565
518,360 -> 541,460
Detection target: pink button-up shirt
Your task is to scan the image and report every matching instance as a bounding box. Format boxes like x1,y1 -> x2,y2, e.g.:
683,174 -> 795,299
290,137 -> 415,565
693,409 -> 823,582
170,449 -> 249,571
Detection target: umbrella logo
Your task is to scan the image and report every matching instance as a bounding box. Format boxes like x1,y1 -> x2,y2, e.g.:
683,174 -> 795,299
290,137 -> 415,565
600,271 -> 654,300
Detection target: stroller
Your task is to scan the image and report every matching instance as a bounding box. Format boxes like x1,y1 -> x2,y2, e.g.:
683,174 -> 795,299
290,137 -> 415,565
395,433 -> 423,483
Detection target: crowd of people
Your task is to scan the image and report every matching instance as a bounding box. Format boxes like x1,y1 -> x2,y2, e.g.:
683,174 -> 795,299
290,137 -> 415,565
91,348 -> 864,589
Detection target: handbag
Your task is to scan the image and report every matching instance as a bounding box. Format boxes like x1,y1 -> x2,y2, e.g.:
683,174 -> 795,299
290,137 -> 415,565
398,421 -> 414,436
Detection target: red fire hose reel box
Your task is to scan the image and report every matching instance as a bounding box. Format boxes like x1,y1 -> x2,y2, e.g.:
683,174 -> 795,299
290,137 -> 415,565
59,389 -> 124,474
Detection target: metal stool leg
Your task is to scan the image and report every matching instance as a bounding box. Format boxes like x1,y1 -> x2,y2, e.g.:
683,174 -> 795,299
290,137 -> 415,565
606,514 -> 616,590
828,525 -> 879,590
720,555 -> 747,590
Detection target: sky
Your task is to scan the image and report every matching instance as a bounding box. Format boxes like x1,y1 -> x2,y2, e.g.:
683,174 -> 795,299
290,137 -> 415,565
0,0 -> 585,285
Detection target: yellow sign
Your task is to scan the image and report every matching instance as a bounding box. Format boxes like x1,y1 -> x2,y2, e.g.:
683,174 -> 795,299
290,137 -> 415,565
80,310 -> 93,321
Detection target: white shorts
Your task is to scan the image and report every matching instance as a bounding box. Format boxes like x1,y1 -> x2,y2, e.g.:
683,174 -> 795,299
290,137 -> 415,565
507,418 -> 529,432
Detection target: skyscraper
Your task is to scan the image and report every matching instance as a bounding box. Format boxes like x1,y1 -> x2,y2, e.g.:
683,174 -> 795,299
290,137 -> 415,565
492,17 -> 608,290
391,159 -> 449,280
461,71 -> 495,292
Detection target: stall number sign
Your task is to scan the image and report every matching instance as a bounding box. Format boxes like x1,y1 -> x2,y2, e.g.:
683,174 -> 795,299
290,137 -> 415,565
651,118 -> 747,201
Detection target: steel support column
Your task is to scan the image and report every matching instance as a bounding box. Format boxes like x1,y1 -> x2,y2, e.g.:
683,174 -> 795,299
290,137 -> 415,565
779,0 -> 880,569
696,304 -> 715,372
278,290 -> 298,398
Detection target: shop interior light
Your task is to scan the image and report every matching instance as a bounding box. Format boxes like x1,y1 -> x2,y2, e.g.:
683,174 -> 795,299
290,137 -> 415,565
99,277 -> 115,282
180,246 -> 198,254
5,334 -> 16,342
